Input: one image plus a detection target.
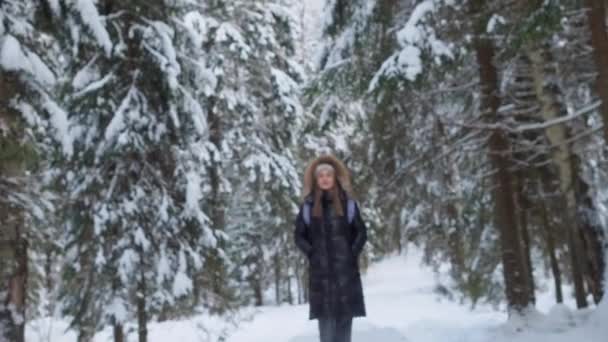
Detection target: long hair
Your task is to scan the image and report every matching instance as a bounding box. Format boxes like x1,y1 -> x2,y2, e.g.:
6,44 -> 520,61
301,154 -> 354,218
312,181 -> 346,218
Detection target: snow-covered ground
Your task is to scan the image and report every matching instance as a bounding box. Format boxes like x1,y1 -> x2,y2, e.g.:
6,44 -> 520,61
28,247 -> 608,342
227,249 -> 502,342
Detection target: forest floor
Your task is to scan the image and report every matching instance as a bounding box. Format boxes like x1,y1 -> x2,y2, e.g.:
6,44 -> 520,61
28,247 -> 608,342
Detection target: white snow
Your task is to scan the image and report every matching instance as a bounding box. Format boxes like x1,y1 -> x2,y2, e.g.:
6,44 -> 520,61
0,35 -> 29,71
226,249 -> 608,342
72,56 -> 100,89
43,98 -> 74,157
185,94 -> 208,135
182,11 -> 209,47
148,20 -> 181,90
73,72 -> 114,98
396,1 -> 435,45
216,22 -> 251,58
47,0 -> 62,17
294,0 -> 325,66
487,15 -> 506,33
172,250 -> 193,297
27,246 -> 608,342
15,101 -> 44,130
103,87 -> 136,146
25,50 -> 57,86
321,0 -> 377,69
368,0 -> 453,90
106,297 -> 129,323
0,35 -> 57,86
184,170 -> 208,224
72,0 -> 113,56
271,67 -> 303,114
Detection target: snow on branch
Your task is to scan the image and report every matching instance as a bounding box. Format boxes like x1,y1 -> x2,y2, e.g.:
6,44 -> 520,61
0,35 -> 57,86
513,101 -> 601,132
71,0 -> 113,56
368,0 -> 453,91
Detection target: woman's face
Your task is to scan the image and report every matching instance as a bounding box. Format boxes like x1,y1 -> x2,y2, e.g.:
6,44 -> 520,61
316,169 -> 335,190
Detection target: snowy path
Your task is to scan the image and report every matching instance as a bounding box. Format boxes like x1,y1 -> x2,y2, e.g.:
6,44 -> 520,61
226,250 -> 505,342
28,248 -> 608,342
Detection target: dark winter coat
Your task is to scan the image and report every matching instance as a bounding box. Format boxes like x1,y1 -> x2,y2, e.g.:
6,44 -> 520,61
294,189 -> 367,320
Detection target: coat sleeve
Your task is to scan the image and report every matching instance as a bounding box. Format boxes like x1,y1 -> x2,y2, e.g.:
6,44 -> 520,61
351,202 -> 368,256
294,204 -> 313,258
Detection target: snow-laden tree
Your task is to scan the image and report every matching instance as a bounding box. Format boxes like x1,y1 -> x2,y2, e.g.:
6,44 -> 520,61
309,0 -> 608,315
4,0 -> 308,340
181,0 -> 305,308
26,1 -> 223,340
305,0 -> 457,261
1,1 -> 70,341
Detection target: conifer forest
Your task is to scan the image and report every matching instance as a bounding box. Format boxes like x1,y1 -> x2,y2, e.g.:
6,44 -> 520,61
1,1 -> 608,341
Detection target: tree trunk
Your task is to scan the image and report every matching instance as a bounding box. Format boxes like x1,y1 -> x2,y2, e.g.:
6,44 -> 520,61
393,213 -> 403,255
113,323 -> 125,342
586,2 -> 608,298
203,96 -> 229,310
544,205 -> 564,303
252,273 -> 263,306
286,270 -> 294,305
474,32 -> 532,314
0,70 -> 28,342
295,260 -> 302,304
76,215 -> 97,342
274,254 -> 281,304
572,160 -> 605,303
585,0 -> 608,142
0,221 -> 27,342
539,178 -> 564,303
112,273 -> 124,342
528,47 -> 589,308
303,267 -> 309,303
137,253 -> 148,342
437,119 -> 464,275
516,173 -> 536,305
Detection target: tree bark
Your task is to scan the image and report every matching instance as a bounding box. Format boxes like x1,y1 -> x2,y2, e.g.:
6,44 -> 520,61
295,260 -> 302,304
113,323 -> 125,342
585,3 -> 608,295
585,0 -> 608,142
137,252 -> 148,342
274,253 -> 281,304
252,272 -> 263,306
437,119 -> 465,275
112,271 -> 124,342
516,173 -> 536,305
474,34 -> 533,314
204,96 -> 229,309
286,269 -> 294,305
528,47 -> 589,308
572,160 -> 605,303
538,170 -> 564,304
0,70 -> 28,342
541,197 -> 563,303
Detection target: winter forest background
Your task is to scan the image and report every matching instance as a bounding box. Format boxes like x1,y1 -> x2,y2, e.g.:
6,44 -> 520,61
1,0 -> 608,341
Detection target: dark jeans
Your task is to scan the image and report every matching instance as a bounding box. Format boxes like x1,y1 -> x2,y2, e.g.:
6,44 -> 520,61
318,316 -> 352,342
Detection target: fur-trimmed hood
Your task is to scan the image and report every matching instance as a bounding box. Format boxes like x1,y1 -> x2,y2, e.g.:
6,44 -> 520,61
302,154 -> 354,201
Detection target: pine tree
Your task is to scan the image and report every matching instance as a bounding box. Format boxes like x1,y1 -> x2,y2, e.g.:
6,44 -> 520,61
1,1 -> 69,340
189,0 -> 305,308
38,1 -> 219,340
6,1 -> 309,340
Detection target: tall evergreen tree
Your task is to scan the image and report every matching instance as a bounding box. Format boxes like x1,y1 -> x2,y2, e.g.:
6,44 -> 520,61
1,1 -> 69,340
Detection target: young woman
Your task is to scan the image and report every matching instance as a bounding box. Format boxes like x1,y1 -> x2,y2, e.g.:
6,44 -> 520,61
293,154 -> 368,342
